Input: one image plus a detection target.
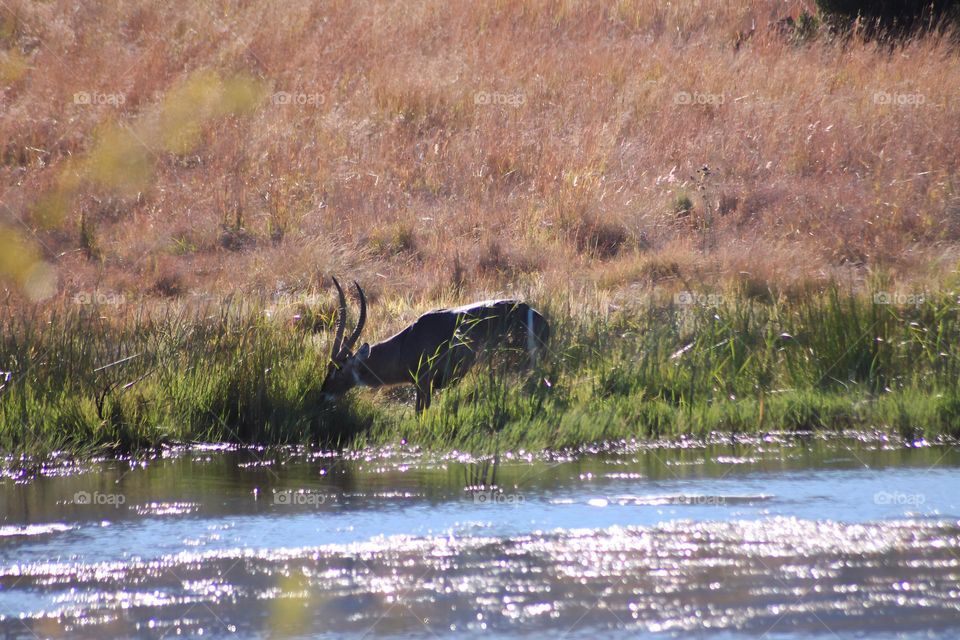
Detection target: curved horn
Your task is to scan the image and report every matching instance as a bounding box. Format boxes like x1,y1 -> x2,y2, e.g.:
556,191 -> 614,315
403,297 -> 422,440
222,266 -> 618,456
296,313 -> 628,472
342,281 -> 367,353
330,277 -> 347,360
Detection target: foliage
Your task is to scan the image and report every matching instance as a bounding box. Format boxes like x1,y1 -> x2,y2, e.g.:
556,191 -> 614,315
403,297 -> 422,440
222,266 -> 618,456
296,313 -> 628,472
2,289 -> 959,458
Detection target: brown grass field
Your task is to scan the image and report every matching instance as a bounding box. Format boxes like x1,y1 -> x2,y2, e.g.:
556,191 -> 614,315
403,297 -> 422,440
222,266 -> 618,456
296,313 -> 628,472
2,0 -> 959,324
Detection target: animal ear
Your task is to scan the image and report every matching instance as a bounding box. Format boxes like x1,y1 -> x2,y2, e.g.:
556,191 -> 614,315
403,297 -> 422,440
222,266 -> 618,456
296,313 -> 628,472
357,343 -> 370,359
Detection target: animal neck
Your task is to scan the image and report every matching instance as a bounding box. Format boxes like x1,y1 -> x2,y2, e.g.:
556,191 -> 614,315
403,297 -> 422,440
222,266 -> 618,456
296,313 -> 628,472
354,338 -> 411,388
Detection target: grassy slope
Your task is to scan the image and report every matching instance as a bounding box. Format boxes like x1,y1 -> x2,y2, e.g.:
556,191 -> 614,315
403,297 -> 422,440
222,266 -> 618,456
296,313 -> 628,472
1,0 -> 960,305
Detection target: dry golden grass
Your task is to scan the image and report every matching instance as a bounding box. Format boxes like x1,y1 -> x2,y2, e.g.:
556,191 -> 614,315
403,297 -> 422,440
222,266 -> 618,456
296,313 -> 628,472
2,0 -> 960,316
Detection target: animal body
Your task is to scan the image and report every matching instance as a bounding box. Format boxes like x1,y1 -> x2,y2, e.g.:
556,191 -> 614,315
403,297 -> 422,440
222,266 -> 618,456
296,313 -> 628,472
320,278 -> 549,412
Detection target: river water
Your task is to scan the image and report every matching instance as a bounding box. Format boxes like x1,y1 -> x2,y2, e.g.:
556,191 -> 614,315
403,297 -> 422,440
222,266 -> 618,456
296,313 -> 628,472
1,433 -> 959,638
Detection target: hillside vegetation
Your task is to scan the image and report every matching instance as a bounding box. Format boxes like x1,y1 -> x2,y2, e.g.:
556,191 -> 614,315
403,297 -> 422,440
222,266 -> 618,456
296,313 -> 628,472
2,0 -> 959,306
2,1 -> 960,455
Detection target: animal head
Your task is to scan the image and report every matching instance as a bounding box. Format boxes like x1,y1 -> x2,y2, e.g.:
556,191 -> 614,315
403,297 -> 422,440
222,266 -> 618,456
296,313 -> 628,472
320,277 -> 370,399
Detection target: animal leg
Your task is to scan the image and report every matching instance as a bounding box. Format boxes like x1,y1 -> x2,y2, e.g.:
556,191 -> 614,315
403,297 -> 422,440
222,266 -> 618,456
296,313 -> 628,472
415,375 -> 432,414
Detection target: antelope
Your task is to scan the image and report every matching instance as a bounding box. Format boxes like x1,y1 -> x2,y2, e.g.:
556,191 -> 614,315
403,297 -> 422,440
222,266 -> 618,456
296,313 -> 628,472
320,278 -> 550,413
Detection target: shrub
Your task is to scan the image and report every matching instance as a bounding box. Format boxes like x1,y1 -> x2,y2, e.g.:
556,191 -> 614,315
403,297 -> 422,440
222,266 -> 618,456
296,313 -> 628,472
672,193 -> 694,217
816,0 -> 960,35
368,222 -> 417,257
573,215 -> 629,259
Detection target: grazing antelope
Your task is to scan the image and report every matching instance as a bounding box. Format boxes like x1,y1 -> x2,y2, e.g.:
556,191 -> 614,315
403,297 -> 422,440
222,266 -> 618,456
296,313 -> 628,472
320,278 -> 550,413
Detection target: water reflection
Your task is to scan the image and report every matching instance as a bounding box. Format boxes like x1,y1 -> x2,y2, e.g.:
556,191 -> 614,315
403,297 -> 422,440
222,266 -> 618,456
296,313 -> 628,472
1,433 -> 959,638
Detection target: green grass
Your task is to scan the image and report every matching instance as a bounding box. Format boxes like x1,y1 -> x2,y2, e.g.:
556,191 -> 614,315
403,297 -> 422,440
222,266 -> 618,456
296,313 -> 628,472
383,289 -> 960,450
2,288 -> 959,459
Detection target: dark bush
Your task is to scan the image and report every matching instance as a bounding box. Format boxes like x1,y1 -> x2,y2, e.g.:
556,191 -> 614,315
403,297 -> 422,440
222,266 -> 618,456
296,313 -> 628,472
816,0 -> 960,36
573,215 -> 629,259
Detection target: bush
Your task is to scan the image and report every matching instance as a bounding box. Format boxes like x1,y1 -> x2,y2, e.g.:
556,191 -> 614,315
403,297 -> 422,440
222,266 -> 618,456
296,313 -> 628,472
816,0 -> 960,35
573,215 -> 629,259
368,222 -> 417,258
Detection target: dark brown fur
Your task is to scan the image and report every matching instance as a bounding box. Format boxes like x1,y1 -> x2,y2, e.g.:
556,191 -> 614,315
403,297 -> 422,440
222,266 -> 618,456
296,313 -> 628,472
321,289 -> 549,412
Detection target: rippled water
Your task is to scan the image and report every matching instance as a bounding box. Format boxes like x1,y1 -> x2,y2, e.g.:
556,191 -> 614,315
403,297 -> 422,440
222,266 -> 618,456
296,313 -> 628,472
2,434 -> 960,638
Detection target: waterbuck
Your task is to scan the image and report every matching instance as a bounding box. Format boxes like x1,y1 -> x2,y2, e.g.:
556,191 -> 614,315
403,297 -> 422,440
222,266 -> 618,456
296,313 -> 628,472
320,278 -> 550,412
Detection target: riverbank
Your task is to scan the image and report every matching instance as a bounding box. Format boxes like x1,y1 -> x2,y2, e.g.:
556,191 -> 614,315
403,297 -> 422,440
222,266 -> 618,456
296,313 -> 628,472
2,288 -> 958,458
